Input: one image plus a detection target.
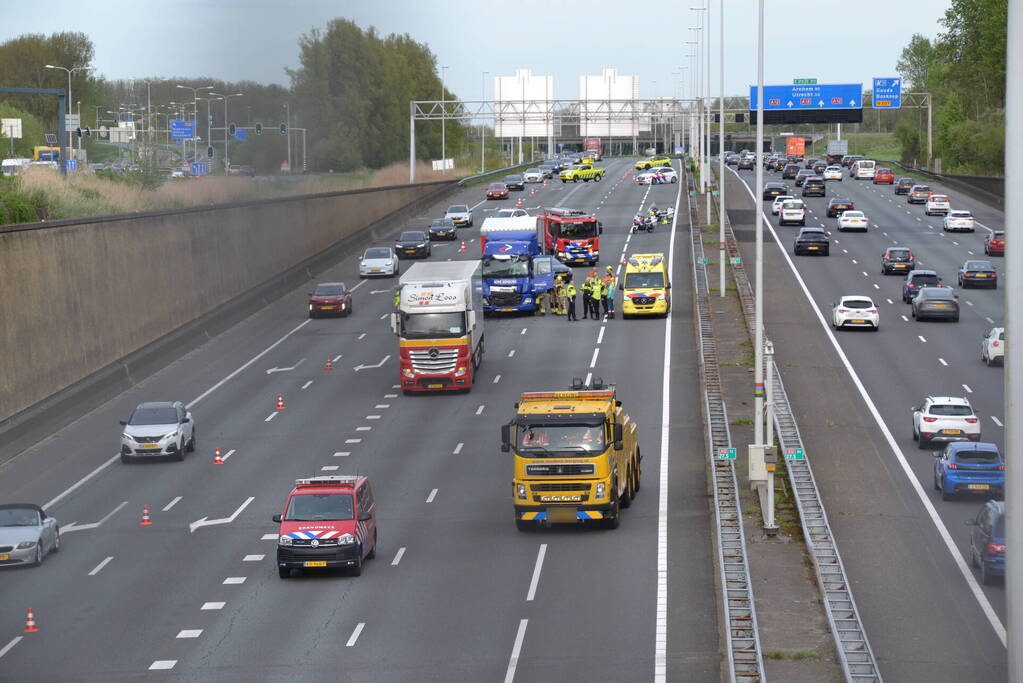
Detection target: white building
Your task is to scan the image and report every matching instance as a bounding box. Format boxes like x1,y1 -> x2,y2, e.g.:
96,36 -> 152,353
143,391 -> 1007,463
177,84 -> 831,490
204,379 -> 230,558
580,68 -> 641,138
494,69 -> 554,139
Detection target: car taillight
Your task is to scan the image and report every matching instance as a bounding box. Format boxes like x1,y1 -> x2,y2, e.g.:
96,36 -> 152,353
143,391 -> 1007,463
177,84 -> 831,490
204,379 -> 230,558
908,252 -> 914,260
867,309 -> 877,314
837,308 -> 848,313
908,283 -> 917,289
946,463 -> 958,469
987,542 -> 1005,555
993,341 -> 1000,347
999,465 -> 1005,471
965,418 -> 978,423
922,417 -> 938,423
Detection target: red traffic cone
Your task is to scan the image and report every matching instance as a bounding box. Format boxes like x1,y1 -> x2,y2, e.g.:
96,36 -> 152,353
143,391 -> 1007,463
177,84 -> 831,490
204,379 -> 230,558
458,240 -> 467,253
140,504 -> 152,526
213,447 -> 224,465
529,188 -> 536,197
516,197 -> 523,207
276,394 -> 286,410
23,607 -> 38,633
324,356 -> 334,371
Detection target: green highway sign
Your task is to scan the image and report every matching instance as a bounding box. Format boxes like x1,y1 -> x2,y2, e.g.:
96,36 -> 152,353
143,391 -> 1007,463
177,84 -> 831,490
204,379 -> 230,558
717,447 -> 737,460
712,190 -> 720,196
793,78 -> 818,85
698,257 -> 709,265
784,448 -> 805,461
730,256 -> 742,265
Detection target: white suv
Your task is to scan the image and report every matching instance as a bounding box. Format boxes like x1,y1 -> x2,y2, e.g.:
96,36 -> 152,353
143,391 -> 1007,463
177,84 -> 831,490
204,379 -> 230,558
779,199 -> 806,226
912,397 -> 981,449
851,159 -> 876,180
120,401 -> 196,462
771,195 -> 794,215
981,327 -> 1005,366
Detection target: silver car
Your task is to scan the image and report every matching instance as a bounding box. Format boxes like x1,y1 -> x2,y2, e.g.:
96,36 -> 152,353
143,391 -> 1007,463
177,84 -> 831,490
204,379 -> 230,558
0,504 -> 59,567
358,246 -> 399,278
120,401 -> 195,463
444,204 -> 473,227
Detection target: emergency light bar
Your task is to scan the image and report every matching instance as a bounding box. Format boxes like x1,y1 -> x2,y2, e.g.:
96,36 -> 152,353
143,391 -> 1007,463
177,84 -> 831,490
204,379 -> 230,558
295,476 -> 359,487
546,207 -> 589,217
519,390 -> 615,401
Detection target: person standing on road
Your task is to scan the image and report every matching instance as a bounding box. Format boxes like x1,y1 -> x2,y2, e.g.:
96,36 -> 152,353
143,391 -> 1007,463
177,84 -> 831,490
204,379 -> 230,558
536,286 -> 547,315
587,271 -> 601,319
553,276 -> 566,315
580,276 -> 592,319
565,280 -> 578,320
602,266 -> 615,318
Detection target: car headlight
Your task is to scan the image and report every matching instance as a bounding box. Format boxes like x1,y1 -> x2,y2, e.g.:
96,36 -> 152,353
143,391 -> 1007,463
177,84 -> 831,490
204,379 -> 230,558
122,432 -> 135,441
309,303 -> 315,309
595,482 -> 606,499
416,243 -> 426,248
516,484 -> 528,500
163,431 -> 177,440
523,296 -> 532,303
402,368 -> 415,378
17,540 -> 39,549
455,366 -> 467,377
337,533 -> 356,545
278,535 -> 293,546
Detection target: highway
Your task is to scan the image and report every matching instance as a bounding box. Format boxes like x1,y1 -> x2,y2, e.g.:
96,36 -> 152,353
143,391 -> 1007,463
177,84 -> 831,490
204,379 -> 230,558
725,163 -> 1008,680
0,159 -> 722,681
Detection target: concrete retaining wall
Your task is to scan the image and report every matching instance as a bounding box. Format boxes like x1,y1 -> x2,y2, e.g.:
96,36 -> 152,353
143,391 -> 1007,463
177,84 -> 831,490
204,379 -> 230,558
0,181 -> 448,426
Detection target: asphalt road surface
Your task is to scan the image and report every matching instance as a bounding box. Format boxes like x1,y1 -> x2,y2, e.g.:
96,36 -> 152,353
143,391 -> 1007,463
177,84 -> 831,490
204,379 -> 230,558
0,159 -> 721,682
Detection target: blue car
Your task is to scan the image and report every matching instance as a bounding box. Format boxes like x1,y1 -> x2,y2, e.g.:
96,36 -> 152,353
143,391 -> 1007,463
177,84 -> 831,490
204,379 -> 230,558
968,500 -> 1005,585
933,442 -> 1004,501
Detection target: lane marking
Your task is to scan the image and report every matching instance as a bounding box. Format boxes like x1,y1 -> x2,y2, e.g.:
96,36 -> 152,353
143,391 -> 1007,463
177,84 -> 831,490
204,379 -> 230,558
384,393 -> 398,399
201,602 -> 225,611
886,299 -> 894,305
872,283 -> 880,289
986,317 -> 995,324
62,501 -> 129,533
992,416 -> 1003,427
356,426 -> 372,431
332,354 -> 343,363
493,374 -> 502,384
345,438 -> 362,444
597,326 -> 606,344
366,415 -> 381,420
149,661 -> 177,671
243,554 -> 264,562
261,533 -> 278,540
963,384 -> 973,393
223,577 -> 246,585
264,412 -> 277,422
375,404 -> 390,409
333,452 -> 350,457
589,348 -> 600,368
391,547 -> 406,566
526,544 -> 547,601
521,327 -> 528,335
508,349 -> 516,358
346,623 -> 366,647
503,619 -> 529,683
162,496 -> 182,512
939,358 -> 949,366
360,332 -> 369,338
321,465 -> 339,471
176,630 -> 202,639
966,301 -> 975,307
220,449 -> 235,462
0,637 -> 22,660
901,315 -> 909,322
453,442 -> 464,455
426,488 -> 438,503
918,335 -> 927,343
584,371 -> 592,386
43,453 -> 120,511
301,380 -> 313,390
476,405 -> 485,416
88,556 -> 114,576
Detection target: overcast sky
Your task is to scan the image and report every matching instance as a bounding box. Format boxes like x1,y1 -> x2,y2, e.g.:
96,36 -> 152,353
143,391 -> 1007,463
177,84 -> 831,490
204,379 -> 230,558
4,0 -> 949,100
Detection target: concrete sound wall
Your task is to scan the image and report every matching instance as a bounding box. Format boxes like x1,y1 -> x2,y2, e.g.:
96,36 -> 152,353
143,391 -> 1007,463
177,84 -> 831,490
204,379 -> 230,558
0,181 -> 448,428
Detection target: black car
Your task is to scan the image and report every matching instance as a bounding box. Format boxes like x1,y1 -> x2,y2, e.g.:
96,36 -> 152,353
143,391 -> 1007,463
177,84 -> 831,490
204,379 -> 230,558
770,158 -> 788,172
912,287 -> 960,321
428,218 -> 458,241
894,177 -> 915,195
801,178 -> 826,197
881,247 -> 916,275
812,161 -> 827,174
395,230 -> 431,259
826,197 -> 855,218
902,269 -> 943,302
793,227 -> 830,256
958,260 -> 998,289
781,164 -> 801,179
794,169 -> 815,187
725,154 -> 740,166
804,157 -> 819,169
762,182 -> 790,199
737,157 -> 755,170
505,175 -> 525,191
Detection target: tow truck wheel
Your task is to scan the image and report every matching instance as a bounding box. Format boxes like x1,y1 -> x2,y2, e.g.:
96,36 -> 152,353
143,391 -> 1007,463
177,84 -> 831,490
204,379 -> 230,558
278,567 -> 290,579
515,519 -> 533,532
602,483 -> 621,529
632,452 -> 642,493
620,469 -> 634,508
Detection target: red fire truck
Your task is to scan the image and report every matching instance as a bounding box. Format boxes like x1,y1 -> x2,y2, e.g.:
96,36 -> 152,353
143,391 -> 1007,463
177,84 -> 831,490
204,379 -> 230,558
536,208 -> 603,266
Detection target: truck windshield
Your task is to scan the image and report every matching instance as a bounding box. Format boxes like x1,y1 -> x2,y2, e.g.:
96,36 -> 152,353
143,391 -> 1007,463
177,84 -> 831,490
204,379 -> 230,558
483,258 -> 530,277
516,424 -> 606,455
625,272 -> 664,289
400,312 -> 467,339
555,220 -> 597,238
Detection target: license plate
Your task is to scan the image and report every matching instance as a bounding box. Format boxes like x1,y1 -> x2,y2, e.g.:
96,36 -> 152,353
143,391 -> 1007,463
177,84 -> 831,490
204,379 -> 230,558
371,269 -> 381,273
428,383 -> 443,389
944,429 -> 962,434
0,554 -> 8,561
895,264 -> 907,268
808,246 -> 819,250
320,305 -> 335,309
968,484 -> 991,490
548,507 -> 578,523
303,561 -> 327,567
405,250 -> 415,254
501,308 -> 516,312
141,443 -> 160,449
852,319 -> 866,324
975,274 -> 988,278
933,304 -> 948,308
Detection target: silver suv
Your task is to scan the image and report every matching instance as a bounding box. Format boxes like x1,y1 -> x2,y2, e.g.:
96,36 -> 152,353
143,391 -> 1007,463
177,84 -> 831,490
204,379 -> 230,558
120,401 -> 195,463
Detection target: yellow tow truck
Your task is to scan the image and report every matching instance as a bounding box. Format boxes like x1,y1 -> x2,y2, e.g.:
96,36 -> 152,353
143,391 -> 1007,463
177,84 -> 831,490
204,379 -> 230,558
559,164 -> 607,183
501,382 -> 640,530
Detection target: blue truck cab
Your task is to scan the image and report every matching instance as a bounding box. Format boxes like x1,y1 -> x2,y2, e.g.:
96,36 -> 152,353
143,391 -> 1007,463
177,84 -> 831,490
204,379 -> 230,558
481,229 -> 556,314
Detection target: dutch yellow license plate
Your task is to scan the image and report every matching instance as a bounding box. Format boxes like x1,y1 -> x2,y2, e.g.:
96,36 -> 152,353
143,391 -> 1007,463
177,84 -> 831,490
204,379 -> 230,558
320,306 -> 335,309
428,383 -> 443,389
0,554 -> 9,561
548,507 -> 578,524
968,484 -> 990,490
141,443 -> 159,449
304,561 -> 327,567
944,429 -> 962,434
808,246 -> 819,250
405,250 -> 415,254
852,319 -> 866,324
371,269 -> 381,273
976,274 -> 988,278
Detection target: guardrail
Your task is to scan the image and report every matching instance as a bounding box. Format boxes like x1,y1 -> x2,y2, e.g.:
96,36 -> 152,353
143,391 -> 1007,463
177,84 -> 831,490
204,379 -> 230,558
877,159 -> 1003,210
685,174 -> 765,682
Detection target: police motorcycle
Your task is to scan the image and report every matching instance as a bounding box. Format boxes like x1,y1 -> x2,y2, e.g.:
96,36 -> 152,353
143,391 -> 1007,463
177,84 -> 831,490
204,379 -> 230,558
632,213 -> 655,233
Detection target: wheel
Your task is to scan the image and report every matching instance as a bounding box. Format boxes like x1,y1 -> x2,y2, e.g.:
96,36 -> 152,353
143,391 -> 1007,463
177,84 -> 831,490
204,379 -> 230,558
980,560 -> 994,586
953,314 -> 960,322
918,435 -> 930,450
671,177 -> 677,183
120,453 -> 133,464
278,567 -> 290,579
515,519 -> 533,532
984,353 -> 991,366
52,529 -> 60,553
350,556 -> 363,576
620,468 -> 634,508
187,431 -> 196,453
872,324 -> 879,332
561,179 -> 566,183
32,544 -> 43,567
933,471 -> 940,491
602,482 -> 621,529
970,545 -> 980,568
941,479 -> 954,501
632,451 -> 642,492
366,531 -> 377,559
308,312 -> 316,319
595,175 -> 602,182
912,427 -> 918,441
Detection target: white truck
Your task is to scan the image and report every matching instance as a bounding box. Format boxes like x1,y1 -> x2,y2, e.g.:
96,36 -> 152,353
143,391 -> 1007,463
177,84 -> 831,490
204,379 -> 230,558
392,261 -> 484,393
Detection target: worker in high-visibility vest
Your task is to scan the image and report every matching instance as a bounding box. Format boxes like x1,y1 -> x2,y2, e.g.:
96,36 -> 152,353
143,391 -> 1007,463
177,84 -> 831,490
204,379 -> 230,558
553,277 -> 567,315
603,266 -> 617,319
565,280 -> 578,321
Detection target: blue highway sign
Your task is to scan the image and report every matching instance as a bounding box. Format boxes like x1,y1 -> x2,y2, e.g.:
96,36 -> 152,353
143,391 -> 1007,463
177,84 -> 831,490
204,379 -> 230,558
749,83 -> 862,110
170,119 -> 196,141
872,78 -> 902,109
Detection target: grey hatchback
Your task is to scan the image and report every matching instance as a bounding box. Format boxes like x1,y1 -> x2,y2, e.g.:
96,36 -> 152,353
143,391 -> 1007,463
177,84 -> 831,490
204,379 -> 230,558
912,287 -> 960,322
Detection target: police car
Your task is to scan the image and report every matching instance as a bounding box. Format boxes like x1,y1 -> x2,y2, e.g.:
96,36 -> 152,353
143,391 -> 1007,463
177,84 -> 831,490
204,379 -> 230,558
273,476 -> 377,578
621,253 -> 670,318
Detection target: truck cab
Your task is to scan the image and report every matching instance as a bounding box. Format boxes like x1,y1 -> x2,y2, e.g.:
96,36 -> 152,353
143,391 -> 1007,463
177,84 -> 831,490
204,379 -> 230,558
537,208 -> 602,266
482,249 -> 557,314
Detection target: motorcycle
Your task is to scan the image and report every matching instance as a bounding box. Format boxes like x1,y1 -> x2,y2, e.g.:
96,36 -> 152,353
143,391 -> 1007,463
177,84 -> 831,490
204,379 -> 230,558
653,207 -> 674,223
632,214 -> 655,233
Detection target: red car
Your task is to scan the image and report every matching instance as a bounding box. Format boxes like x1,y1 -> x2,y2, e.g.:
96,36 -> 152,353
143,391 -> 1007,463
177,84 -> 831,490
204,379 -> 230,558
985,231 -> 1005,256
873,167 -> 895,184
308,281 -> 353,318
486,182 -> 509,200
273,475 -> 378,578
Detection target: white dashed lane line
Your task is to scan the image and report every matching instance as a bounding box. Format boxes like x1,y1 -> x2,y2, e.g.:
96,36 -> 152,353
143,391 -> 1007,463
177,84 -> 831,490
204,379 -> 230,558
264,412 -> 277,422
939,358 -> 948,366
260,533 -> 277,541
526,544 -> 547,602
493,374 -> 502,383
243,554 -> 264,562
453,442 -> 464,455
334,451 -> 350,457
345,438 -> 362,444
223,577 -> 246,585
149,661 -> 177,671
356,426 -> 371,431
589,348 -> 600,368
426,488 -> 438,503
918,335 -> 927,343
476,405 -> 485,416
963,384 -> 973,393
992,416 -> 1004,427
162,496 -> 182,512
901,315 -> 909,322
346,623 -> 366,647
321,465 -> 339,472
508,349 -> 516,358
201,602 -> 225,610
391,547 -> 406,566
88,556 -> 114,576
176,630 -> 202,639
0,637 -> 23,660
301,380 -> 313,390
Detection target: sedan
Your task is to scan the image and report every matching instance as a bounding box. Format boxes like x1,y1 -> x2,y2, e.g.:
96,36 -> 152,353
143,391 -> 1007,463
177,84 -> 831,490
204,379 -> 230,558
911,287 -> 960,322
908,185 -> 933,204
725,154 -> 740,166
359,247 -> 399,277
762,182 -> 790,200
0,504 -> 59,567
831,295 -> 879,330
737,157 -> 755,170
823,165 -> 843,181
523,168 -> 543,183
985,230 -> 1006,256
636,167 -> 679,184
308,282 -> 353,318
902,269 -> 943,303
837,210 -> 869,232
444,204 -> 473,227
934,442 -> 1004,501
881,247 -> 916,275
794,169 -> 815,187
925,194 -> 951,215
504,175 -> 525,191
395,230 -> 431,259
801,178 -> 826,197
120,401 -> 195,463
486,183 -> 509,200
771,195 -> 795,215
873,167 -> 895,184
781,164 -> 801,179
894,177 -> 915,194
793,227 -> 829,255
428,218 -> 458,241
957,260 -> 998,289
826,198 -> 855,218
982,327 -> 1005,366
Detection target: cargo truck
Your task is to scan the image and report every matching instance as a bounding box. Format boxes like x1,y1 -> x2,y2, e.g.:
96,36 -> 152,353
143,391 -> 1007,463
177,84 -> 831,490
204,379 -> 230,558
392,261 -> 484,393
479,219 -> 557,314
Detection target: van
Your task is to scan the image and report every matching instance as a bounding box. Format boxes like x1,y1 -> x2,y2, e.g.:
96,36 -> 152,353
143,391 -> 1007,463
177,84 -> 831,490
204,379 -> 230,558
851,159 -> 876,180
621,253 -> 670,318
1,158 -> 32,176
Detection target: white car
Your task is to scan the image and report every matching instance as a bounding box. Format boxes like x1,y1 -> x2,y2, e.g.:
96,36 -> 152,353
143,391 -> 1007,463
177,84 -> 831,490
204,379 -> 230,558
779,199 -> 806,226
837,210 -> 869,232
943,210 -> 975,232
444,205 -> 473,227
771,195 -> 794,215
925,194 -> 951,215
636,167 -> 679,184
493,208 -> 529,218
822,165 -> 843,181
831,295 -> 879,330
120,401 -> 195,463
912,396 -> 981,449
981,327 -> 1005,366
523,168 -> 544,183
359,246 -> 399,277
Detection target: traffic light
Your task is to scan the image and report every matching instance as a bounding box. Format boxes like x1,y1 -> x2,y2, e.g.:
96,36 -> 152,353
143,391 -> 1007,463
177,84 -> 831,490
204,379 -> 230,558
207,146 -> 214,159
734,113 -> 745,123
228,123 -> 236,136
75,127 -> 82,138
83,126 -> 91,137
255,123 -> 262,135
279,123 -> 287,135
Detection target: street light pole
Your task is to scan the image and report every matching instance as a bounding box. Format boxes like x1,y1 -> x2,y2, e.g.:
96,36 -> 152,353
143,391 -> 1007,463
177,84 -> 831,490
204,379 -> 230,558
718,0 -> 726,297
45,64 -> 92,162
754,0 -> 766,449
209,93 -> 243,168
481,71 -> 488,173
284,102 -> 292,172
441,65 -> 449,166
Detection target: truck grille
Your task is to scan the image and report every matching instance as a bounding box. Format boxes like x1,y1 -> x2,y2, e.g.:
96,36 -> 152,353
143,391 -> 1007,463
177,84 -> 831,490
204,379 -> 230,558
490,291 -> 522,307
408,347 -> 459,373
532,483 -> 590,492
525,463 -> 595,476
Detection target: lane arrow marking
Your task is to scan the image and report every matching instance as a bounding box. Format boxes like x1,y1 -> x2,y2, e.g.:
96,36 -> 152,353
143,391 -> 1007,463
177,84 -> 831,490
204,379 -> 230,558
354,355 -> 391,372
189,496 -> 255,533
265,358 -> 305,375
369,289 -> 391,295
62,501 -> 129,533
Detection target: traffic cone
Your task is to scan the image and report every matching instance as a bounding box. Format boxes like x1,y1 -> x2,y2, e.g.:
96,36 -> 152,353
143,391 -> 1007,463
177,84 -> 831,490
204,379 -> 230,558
324,356 -> 334,371
529,188 -> 536,197
213,447 -> 224,465
516,197 -> 523,207
23,608 -> 38,633
140,504 -> 152,526
276,394 -> 286,410
542,181 -> 548,189
458,240 -> 467,253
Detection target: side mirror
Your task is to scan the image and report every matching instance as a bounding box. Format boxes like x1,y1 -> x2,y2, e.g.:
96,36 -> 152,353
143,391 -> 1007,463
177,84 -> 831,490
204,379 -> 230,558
181,417 -> 190,424
500,424 -> 511,452
272,514 -> 282,523
598,222 -> 604,234
119,420 -> 127,426
614,441 -> 624,451
613,423 -> 623,443
390,312 -> 399,335
358,511 -> 372,522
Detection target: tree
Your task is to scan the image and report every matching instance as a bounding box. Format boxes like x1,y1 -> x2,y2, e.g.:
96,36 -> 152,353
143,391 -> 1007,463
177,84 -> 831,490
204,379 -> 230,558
0,104 -> 45,157
896,34 -> 936,92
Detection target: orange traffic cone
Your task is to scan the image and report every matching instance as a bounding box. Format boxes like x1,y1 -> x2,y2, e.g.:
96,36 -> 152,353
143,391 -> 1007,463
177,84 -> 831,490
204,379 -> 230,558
213,447 -> 224,465
23,607 -> 38,633
516,197 -> 523,207
140,504 -> 152,526
458,240 -> 467,253
529,188 -> 536,197
324,356 -> 334,371
276,394 -> 286,410
542,181 -> 548,189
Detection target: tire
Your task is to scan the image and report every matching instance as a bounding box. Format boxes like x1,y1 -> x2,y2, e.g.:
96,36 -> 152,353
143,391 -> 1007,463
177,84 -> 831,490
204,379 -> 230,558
120,453 -> 133,464
308,312 -> 316,319
620,468 -> 634,509
671,177 -> 677,183
980,560 -> 994,586
595,175 -> 602,182
187,431 -> 196,453
918,435 -> 930,450
632,451 -> 642,492
970,545 -> 980,568
32,544 -> 43,567
573,177 -> 579,183
171,441 -> 184,462
278,567 -> 290,579
602,483 -> 621,529
515,519 -> 533,532
912,426 -> 919,441
953,314 -> 960,322
350,556 -> 363,576
52,529 -> 60,553
933,471 -> 940,491
941,479 -> 954,501
366,531 -> 377,559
